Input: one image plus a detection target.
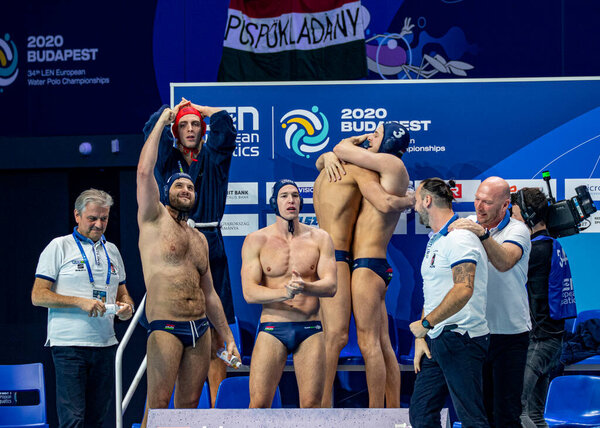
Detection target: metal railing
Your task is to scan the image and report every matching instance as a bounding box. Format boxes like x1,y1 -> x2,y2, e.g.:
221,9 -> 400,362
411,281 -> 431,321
115,294 -> 147,428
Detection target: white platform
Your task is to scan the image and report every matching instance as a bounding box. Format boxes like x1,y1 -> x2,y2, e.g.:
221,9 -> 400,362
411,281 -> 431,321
148,408 -> 449,428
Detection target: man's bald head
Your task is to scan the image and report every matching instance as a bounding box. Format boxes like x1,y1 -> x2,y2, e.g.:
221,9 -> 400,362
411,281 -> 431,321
474,176 -> 511,228
482,176 -> 511,199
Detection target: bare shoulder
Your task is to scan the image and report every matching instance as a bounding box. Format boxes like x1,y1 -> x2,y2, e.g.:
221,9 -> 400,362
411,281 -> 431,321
306,224 -> 332,244
382,153 -> 407,171
190,227 -> 209,247
345,163 -> 377,179
243,227 -> 269,247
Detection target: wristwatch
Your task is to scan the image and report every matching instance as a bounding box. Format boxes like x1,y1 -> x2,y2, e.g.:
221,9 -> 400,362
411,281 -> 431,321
421,318 -> 434,329
479,228 -> 490,241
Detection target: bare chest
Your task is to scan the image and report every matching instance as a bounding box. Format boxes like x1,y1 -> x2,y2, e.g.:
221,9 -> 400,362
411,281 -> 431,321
157,219 -> 208,274
259,236 -> 320,278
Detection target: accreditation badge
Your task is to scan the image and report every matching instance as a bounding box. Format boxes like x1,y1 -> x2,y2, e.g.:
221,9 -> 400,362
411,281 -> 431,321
92,288 -> 107,303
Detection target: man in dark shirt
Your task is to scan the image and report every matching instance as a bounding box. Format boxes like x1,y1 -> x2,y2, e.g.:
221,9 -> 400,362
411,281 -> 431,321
143,98 -> 237,405
511,188 -> 565,428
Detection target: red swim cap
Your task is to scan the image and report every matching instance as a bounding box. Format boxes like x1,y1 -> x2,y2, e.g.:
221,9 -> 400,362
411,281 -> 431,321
171,106 -> 207,141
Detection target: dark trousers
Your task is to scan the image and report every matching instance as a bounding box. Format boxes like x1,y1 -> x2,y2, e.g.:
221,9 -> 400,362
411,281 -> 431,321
51,345 -> 117,428
520,335 -> 562,428
409,331 -> 490,428
483,332 -> 529,428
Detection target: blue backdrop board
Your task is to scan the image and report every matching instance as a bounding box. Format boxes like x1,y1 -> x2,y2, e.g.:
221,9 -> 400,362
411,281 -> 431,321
172,78 -> 600,334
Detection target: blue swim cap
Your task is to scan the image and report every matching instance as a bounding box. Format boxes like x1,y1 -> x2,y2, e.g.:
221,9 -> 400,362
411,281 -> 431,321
361,122 -> 410,158
380,122 -> 410,157
269,179 -> 304,217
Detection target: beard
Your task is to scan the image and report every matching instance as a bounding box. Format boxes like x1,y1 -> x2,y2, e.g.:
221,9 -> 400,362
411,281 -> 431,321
417,208 -> 430,227
169,194 -> 194,212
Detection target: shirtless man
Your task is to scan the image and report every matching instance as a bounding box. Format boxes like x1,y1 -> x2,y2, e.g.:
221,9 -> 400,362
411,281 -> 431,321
325,122 -> 412,407
137,105 -> 240,427
143,98 -> 237,405
241,179 -> 337,408
314,125 -> 415,407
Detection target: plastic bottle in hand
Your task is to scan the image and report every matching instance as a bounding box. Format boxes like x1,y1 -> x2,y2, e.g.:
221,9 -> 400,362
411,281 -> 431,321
104,304 -> 120,315
217,348 -> 241,369
404,182 -> 415,214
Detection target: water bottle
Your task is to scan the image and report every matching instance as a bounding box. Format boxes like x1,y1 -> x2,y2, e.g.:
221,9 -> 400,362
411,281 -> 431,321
404,182 -> 415,214
105,304 -> 119,315
217,348 -> 241,369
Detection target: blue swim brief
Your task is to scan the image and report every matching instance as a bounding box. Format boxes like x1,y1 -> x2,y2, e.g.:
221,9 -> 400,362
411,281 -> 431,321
258,321 -> 323,354
352,257 -> 393,286
335,249 -> 352,266
148,317 -> 210,348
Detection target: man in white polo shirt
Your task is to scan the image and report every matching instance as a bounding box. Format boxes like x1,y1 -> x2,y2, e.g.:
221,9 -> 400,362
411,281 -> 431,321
409,178 -> 490,428
32,188 -> 134,428
450,176 -> 531,428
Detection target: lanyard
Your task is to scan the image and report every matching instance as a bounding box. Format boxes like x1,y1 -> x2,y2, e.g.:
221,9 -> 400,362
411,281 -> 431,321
72,227 -> 111,286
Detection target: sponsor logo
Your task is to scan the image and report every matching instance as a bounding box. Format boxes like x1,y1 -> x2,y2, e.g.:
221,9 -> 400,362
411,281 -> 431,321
297,186 -> 314,199
565,179 -> 600,201
266,181 -> 314,203
415,180 -> 480,203
451,183 -> 462,199
223,106 -> 261,157
304,324 -> 322,330
265,213 -> 319,227
280,106 -> 329,158
507,179 -> 556,198
430,254 -> 436,267
298,215 -> 318,226
221,214 -> 259,236
226,182 -> 258,205
0,33 -> 19,90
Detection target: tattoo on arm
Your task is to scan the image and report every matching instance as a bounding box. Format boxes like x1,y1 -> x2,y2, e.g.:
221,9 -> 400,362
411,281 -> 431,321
452,263 -> 475,289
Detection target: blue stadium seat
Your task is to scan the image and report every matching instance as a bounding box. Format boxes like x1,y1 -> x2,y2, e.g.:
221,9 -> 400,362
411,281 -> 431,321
339,314 -> 363,365
399,340 -> 415,366
338,314 -> 400,391
396,319 -> 415,365
388,313 -> 399,357
214,376 -> 282,408
166,381 -> 210,409
545,375 -> 600,427
0,363 -> 49,428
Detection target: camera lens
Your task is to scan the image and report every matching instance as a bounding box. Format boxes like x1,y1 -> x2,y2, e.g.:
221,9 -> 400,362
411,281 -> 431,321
575,185 -> 597,216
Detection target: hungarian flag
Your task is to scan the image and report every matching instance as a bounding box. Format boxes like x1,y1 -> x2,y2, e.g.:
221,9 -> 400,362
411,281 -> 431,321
218,0 -> 367,81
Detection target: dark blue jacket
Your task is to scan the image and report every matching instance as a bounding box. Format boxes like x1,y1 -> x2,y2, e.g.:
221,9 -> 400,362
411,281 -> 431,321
143,105 -> 236,223
561,318 -> 600,365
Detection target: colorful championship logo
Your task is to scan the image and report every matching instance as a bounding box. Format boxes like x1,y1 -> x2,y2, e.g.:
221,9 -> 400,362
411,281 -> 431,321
280,106 -> 330,158
0,33 -> 18,91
